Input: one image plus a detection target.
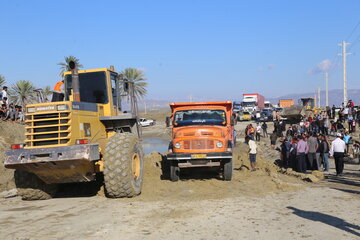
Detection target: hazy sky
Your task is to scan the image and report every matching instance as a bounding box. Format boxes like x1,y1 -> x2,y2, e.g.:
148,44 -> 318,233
1,0 -> 360,101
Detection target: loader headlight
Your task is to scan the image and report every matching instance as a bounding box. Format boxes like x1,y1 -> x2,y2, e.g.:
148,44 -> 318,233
27,107 -> 35,113
57,104 -> 69,111
216,142 -> 223,148
174,142 -> 181,149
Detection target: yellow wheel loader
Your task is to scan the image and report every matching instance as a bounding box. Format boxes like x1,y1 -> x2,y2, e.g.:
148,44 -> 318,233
5,63 -> 144,200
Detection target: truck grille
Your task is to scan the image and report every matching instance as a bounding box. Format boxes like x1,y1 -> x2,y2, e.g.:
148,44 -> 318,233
25,112 -> 71,147
183,139 -> 214,150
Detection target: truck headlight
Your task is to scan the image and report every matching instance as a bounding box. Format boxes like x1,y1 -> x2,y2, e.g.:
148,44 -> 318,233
57,104 -> 69,111
216,142 -> 223,148
27,107 -> 35,113
174,142 -> 181,149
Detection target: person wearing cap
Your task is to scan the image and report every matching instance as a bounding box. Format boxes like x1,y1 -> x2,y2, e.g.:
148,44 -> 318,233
330,133 -> 347,176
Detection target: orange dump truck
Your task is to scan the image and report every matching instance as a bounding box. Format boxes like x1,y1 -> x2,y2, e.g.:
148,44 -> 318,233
167,101 -> 235,181
279,99 -> 294,108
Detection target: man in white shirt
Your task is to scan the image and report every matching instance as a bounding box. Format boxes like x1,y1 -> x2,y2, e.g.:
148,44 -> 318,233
330,133 -> 346,176
2,86 -> 8,100
255,123 -> 261,141
256,111 -> 261,123
246,136 -> 257,171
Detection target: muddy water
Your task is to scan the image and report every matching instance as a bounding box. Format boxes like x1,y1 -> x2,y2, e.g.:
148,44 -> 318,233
142,138 -> 169,154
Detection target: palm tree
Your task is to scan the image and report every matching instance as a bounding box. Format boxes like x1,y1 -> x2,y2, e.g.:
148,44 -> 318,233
0,74 -> 6,86
120,68 -> 148,99
57,56 -> 83,76
9,80 -> 36,106
42,86 -> 52,102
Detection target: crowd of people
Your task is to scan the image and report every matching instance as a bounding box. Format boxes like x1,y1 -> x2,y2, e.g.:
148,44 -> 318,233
244,100 -> 360,176
0,86 -> 25,122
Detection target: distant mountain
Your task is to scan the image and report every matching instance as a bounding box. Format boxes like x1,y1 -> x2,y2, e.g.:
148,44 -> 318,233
267,89 -> 360,107
131,88 -> 360,111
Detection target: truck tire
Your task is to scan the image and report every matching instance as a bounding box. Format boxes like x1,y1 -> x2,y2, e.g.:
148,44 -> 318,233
104,132 -> 144,198
14,170 -> 58,200
170,162 -> 180,182
223,159 -> 233,181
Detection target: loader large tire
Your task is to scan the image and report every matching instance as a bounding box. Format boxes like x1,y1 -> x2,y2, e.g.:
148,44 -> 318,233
14,170 -> 58,200
104,132 -> 144,198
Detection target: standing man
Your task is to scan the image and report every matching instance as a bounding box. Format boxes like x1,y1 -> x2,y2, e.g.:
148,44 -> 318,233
261,121 -> 268,138
255,123 -> 261,141
296,136 -> 308,173
2,86 -> 8,100
307,132 -> 318,170
270,131 -> 277,150
255,111 -> 261,123
330,133 -> 346,176
246,136 -> 257,171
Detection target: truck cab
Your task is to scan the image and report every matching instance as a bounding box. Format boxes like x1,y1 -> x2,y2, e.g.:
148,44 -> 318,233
166,101 -> 234,181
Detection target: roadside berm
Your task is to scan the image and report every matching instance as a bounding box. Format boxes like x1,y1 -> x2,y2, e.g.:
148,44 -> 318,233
139,142 -> 324,202
0,121 -> 324,200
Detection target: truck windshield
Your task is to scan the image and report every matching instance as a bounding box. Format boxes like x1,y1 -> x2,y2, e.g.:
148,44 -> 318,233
65,71 -> 108,104
242,102 -> 256,107
173,109 -> 226,127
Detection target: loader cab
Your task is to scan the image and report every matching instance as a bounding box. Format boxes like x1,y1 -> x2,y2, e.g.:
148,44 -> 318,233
64,68 -> 122,116
299,98 -> 315,109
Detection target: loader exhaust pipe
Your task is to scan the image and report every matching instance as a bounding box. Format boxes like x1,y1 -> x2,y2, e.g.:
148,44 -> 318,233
69,60 -> 80,102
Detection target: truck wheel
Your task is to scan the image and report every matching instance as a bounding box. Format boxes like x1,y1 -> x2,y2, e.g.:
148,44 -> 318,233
14,170 -> 58,200
223,159 -> 233,181
170,162 -> 180,182
104,132 -> 144,198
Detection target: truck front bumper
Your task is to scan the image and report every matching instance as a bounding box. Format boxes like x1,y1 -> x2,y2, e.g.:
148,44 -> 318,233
5,144 -> 100,184
166,152 -> 232,168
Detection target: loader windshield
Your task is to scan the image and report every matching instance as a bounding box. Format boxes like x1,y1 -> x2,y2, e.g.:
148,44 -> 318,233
173,109 -> 226,127
65,71 -> 108,103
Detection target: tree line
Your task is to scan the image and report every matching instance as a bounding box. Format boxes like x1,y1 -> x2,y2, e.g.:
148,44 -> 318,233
0,56 -> 148,107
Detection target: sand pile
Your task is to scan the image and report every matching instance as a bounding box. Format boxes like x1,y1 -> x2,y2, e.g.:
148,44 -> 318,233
0,121 -> 25,192
138,142 -> 323,202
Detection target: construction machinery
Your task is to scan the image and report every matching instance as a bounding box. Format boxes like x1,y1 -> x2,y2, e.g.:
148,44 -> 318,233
167,101 -> 235,181
280,97 -> 319,123
4,63 -> 144,200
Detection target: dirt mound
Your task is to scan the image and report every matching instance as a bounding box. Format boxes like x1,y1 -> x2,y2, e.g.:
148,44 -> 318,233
138,142 -> 315,202
0,122 -> 25,192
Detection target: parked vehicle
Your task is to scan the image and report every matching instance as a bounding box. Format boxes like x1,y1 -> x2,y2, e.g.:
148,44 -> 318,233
232,101 -> 242,113
264,101 -> 273,110
139,118 -> 155,127
167,101 -> 235,181
260,109 -> 273,122
241,93 -> 265,113
238,111 -> 252,121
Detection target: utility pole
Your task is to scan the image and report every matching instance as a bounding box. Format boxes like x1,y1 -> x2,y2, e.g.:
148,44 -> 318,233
314,93 -> 317,108
325,72 -> 329,107
317,87 -> 321,108
339,41 -> 350,104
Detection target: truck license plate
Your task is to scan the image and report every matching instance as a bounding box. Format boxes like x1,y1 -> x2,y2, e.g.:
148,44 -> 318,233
191,154 -> 207,159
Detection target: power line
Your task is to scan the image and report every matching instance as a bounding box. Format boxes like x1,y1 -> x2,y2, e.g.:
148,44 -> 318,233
348,32 -> 360,51
346,19 -> 360,41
